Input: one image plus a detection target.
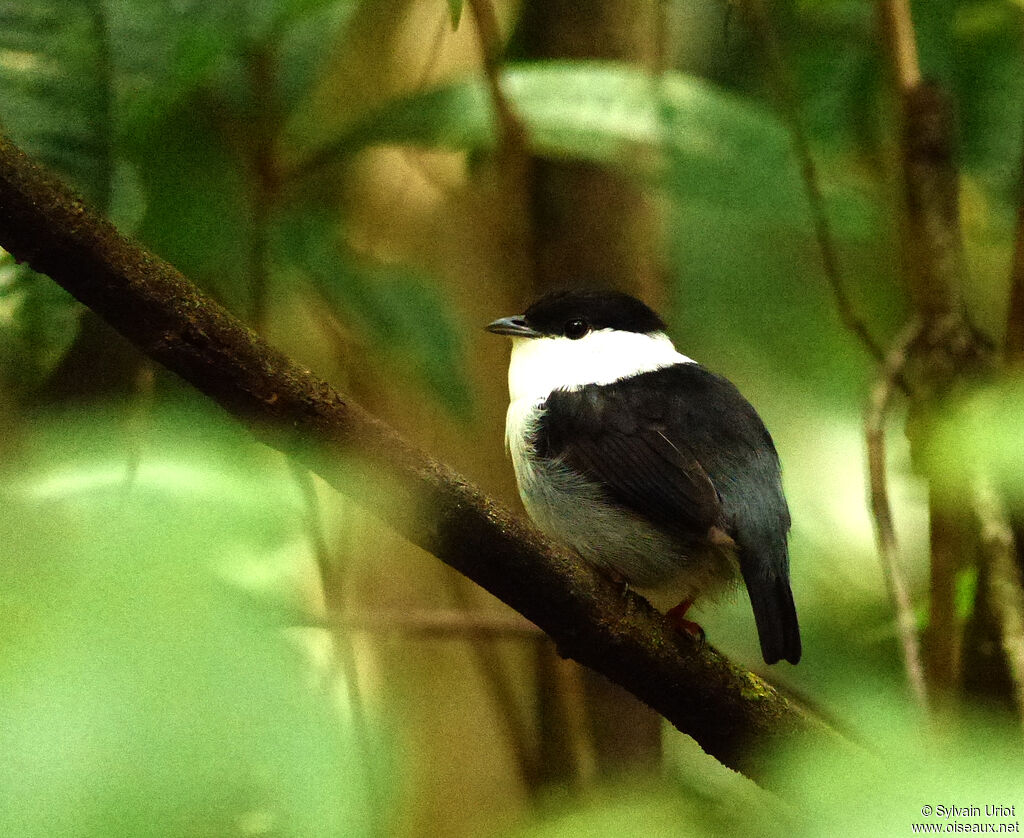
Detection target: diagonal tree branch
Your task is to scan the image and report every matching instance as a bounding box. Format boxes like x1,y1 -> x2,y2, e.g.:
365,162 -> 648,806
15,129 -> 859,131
1006,122 -> 1024,367
0,131 -> 841,783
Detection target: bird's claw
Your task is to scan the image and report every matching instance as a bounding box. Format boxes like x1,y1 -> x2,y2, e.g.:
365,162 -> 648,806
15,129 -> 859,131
665,599 -> 706,646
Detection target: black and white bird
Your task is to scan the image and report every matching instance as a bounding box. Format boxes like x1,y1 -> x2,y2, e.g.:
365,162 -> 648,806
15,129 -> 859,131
486,289 -> 801,665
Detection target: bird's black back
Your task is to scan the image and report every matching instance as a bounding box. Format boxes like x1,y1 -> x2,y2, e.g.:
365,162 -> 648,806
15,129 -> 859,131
536,363 -> 801,664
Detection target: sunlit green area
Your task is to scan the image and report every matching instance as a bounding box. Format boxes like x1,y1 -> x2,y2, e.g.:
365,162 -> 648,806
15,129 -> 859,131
2,0 -> 1024,836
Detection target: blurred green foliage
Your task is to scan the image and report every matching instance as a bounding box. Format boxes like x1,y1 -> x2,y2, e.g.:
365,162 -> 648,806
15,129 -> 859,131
508,706 -> 1024,838
927,376 -> 1024,508
0,0 -> 467,413
0,405 -> 383,838
274,212 -> 474,417
325,61 -> 814,222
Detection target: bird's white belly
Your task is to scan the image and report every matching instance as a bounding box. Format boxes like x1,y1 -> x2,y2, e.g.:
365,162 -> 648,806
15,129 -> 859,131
506,397 -> 739,600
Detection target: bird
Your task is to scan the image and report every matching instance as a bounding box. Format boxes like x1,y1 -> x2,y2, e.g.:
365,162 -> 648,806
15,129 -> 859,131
485,289 -> 801,665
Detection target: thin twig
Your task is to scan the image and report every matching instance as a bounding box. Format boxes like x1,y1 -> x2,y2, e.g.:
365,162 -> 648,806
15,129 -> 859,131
1005,122 -> 1024,367
972,476 -> 1024,728
877,0 -> 922,93
745,0 -> 889,368
290,461 -> 337,589
288,462 -> 381,823
865,317 -> 928,708
330,608 -> 541,638
121,360 -> 155,492
84,0 -> 114,214
446,579 -> 543,788
465,0 -> 535,283
466,0 -> 523,153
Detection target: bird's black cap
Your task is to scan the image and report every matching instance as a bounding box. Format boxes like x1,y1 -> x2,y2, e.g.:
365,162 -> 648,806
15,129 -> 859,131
521,289 -> 666,337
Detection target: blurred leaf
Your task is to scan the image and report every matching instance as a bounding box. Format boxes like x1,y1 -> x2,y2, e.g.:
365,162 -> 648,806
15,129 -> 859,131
130,104 -> 251,300
786,1 -> 881,153
318,60 -> 782,169
950,2 -> 1024,200
0,0 -> 113,209
309,61 -> 877,227
771,695 -> 1024,837
110,0 -> 356,139
0,251 -> 82,398
276,1 -> 358,106
511,691 -> 1024,838
0,0 -> 116,393
926,378 -> 1024,507
103,0 -> 358,311
275,214 -> 474,418
446,0 -> 463,29
106,1 -> 209,137
0,405 -> 384,838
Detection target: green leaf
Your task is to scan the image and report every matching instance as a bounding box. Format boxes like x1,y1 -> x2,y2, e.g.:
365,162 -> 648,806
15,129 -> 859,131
305,61 -> 813,220
274,214 -> 474,419
0,0 -> 113,210
950,2 -> 1024,199
0,2 -> 118,389
276,0 -> 360,106
447,0 -> 463,29
324,60 -> 785,163
129,104 -> 251,301
0,251 -> 82,399
109,0 -> 357,138
787,3 -> 880,153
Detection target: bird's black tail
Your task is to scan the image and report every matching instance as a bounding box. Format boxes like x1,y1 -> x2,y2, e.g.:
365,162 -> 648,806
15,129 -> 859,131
743,568 -> 801,665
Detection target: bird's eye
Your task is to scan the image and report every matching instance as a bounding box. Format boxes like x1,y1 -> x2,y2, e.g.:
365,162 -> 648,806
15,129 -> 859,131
564,318 -> 589,340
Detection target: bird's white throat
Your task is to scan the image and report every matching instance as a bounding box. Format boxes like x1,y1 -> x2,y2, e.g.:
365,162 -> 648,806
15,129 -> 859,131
506,329 -> 695,403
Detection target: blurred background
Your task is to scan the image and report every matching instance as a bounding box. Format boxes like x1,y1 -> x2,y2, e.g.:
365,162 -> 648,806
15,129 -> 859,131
1,1 -> 1024,836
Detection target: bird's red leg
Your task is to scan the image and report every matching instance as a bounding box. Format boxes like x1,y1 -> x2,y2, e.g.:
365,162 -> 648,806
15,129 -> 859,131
665,598 -> 705,642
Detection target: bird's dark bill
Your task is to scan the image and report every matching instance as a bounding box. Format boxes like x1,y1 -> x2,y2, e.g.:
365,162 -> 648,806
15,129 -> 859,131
485,316 -> 541,338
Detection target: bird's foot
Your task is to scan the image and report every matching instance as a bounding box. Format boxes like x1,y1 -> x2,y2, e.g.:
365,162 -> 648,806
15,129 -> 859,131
665,599 -> 705,645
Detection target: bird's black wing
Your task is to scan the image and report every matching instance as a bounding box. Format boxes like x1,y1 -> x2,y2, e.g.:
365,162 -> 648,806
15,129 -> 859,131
537,364 -> 801,665
537,374 -> 724,540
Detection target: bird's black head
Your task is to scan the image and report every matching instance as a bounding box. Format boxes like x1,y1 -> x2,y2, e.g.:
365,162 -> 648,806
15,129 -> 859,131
486,289 -> 666,340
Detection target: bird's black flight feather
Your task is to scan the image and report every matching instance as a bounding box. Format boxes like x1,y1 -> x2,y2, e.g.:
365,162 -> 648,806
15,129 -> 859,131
536,364 -> 801,664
